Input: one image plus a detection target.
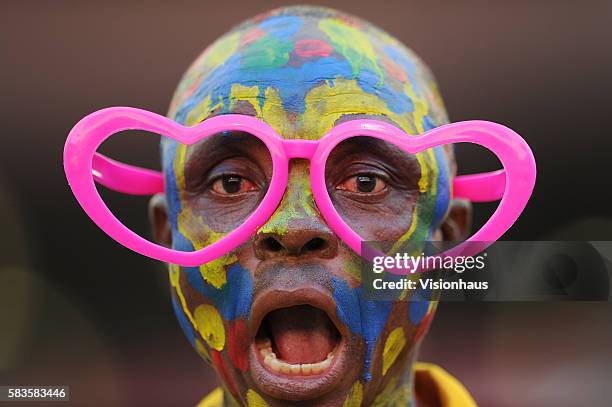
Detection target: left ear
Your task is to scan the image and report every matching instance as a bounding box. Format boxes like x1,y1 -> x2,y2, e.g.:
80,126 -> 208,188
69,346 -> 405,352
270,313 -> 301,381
437,199 -> 472,241
148,193 -> 173,248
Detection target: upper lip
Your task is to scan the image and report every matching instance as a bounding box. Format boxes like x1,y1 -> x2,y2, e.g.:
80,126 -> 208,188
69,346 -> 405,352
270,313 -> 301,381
248,284 -> 352,401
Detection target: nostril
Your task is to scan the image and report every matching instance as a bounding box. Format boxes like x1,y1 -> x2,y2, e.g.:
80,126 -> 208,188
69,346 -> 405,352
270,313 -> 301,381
304,237 -> 327,252
262,237 -> 284,252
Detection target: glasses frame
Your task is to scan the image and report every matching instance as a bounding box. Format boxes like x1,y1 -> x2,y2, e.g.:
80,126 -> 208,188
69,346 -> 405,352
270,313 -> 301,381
63,107 -> 536,269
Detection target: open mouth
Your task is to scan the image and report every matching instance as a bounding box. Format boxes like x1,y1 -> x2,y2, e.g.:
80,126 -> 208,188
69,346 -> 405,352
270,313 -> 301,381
255,305 -> 340,376
249,287 -> 351,400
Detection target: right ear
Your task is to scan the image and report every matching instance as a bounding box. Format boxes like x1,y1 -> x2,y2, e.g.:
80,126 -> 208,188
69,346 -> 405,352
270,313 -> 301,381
148,193 -> 172,248
439,199 -> 472,242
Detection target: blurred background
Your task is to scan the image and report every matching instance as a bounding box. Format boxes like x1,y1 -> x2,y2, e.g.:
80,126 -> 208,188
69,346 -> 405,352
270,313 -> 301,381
2,1 -> 612,405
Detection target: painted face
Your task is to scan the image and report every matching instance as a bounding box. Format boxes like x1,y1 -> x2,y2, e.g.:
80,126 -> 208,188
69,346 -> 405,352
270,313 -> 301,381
160,6 -> 454,406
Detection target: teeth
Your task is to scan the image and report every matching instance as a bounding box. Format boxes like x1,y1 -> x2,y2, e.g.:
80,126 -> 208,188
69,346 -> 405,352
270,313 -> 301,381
263,353 -> 274,366
310,363 -> 323,375
260,348 -> 335,376
268,355 -> 282,372
319,357 -> 331,371
280,362 -> 291,374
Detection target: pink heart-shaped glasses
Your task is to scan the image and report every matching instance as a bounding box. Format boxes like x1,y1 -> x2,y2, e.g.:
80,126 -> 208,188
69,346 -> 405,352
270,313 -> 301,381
63,107 -> 536,271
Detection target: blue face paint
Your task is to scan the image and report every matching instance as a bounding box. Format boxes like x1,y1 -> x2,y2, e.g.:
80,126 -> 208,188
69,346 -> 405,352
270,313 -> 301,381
162,139 -> 182,232
354,69 -> 415,115
258,14 -> 303,38
431,145 -> 451,231
184,263 -> 253,321
332,277 -> 393,381
409,285 -> 432,326
383,44 -> 420,96
172,295 -> 196,344
174,56 -> 357,124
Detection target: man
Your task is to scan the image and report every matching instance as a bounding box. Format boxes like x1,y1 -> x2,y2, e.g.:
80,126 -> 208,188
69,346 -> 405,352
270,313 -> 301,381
149,6 -> 476,406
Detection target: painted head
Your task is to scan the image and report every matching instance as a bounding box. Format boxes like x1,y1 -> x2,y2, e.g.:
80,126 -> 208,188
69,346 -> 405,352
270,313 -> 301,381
150,5 -> 471,406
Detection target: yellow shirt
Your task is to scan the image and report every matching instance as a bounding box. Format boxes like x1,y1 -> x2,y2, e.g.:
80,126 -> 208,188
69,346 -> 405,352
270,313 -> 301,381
197,363 -> 477,406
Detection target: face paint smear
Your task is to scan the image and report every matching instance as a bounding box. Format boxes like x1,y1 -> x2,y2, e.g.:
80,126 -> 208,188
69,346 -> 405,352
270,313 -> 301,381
343,381 -> 363,407
194,304 -> 226,351
228,319 -> 249,372
382,327 -> 406,376
246,389 -> 269,407
332,277 -> 392,381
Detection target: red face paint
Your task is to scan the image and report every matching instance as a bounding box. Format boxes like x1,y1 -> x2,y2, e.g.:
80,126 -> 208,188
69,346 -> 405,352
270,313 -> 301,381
228,319 -> 250,372
295,39 -> 333,57
413,310 -> 434,345
211,350 -> 239,397
381,57 -> 408,83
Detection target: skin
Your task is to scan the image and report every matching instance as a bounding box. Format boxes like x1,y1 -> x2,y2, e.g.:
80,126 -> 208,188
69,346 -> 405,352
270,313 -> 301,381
150,6 -> 471,406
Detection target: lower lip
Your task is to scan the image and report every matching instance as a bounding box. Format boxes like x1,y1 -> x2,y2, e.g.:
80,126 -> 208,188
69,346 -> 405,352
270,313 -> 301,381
248,336 -> 349,401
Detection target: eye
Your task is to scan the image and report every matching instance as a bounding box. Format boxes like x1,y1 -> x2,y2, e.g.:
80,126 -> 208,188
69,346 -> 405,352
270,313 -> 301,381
336,173 -> 387,194
211,174 -> 258,195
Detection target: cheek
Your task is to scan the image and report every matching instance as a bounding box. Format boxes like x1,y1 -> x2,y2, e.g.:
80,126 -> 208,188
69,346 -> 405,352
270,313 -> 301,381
408,285 -> 438,344
169,261 -> 255,378
374,295 -> 436,380
332,255 -> 438,381
381,326 -> 408,376
389,148 -> 451,247
332,276 -> 394,381
331,192 -> 417,249
426,147 -> 452,231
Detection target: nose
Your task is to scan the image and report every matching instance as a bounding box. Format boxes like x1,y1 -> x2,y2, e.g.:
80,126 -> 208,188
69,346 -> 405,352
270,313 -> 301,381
254,225 -> 339,260
254,160 -> 339,260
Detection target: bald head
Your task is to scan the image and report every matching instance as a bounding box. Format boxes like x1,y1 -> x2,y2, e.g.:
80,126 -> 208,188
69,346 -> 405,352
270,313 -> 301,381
167,6 -> 448,131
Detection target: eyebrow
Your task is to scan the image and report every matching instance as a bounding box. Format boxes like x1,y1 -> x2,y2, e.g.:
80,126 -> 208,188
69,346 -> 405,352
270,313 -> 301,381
182,131 -> 269,184
332,114 -> 423,170
333,113 -> 400,128
185,131 -> 263,163
330,136 -> 421,169
184,116 -> 423,178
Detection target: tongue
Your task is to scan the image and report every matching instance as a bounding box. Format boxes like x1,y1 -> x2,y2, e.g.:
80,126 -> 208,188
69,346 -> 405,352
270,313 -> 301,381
266,305 -> 338,364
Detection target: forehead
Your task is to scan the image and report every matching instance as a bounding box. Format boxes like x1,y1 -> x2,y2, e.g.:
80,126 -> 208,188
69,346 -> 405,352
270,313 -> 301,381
168,7 -> 449,140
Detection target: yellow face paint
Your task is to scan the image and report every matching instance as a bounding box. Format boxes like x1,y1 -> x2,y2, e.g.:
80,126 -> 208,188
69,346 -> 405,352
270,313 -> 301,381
389,206 -> 419,255
195,338 -> 211,363
342,381 -> 363,407
173,143 -> 237,289
258,173 -> 317,236
382,327 -> 407,376
261,87 -> 292,138
195,387 -> 224,407
320,18 -> 384,85
202,32 -> 241,70
371,376 -> 410,407
185,94 -> 212,128
194,304 -> 226,351
229,84 -> 263,117
344,258 -> 362,285
169,264 -> 198,327
301,78 -> 417,139
246,389 -> 269,407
